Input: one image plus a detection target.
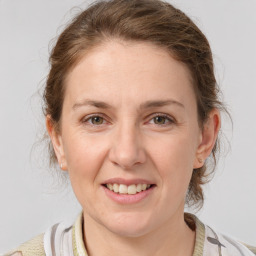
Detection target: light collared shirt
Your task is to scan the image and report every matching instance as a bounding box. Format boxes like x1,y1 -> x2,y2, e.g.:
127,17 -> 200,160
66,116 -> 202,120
5,213 -> 256,256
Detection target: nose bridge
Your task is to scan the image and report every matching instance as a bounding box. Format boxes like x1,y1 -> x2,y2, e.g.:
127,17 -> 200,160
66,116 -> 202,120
109,118 -> 145,169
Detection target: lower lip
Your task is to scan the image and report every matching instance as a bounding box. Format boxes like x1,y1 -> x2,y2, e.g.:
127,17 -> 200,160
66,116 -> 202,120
102,185 -> 155,204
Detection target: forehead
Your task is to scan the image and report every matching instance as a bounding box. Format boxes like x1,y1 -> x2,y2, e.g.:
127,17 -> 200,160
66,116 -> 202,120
64,40 -> 196,108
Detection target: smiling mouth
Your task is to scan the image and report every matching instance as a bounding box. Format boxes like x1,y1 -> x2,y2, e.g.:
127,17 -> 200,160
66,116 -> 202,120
103,183 -> 155,195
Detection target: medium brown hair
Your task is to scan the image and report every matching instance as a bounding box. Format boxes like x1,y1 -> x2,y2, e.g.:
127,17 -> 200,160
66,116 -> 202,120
44,0 -> 226,207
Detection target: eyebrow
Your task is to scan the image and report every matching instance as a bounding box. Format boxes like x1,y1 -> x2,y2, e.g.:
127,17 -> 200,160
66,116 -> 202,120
139,99 -> 184,109
72,99 -> 184,110
72,100 -> 112,110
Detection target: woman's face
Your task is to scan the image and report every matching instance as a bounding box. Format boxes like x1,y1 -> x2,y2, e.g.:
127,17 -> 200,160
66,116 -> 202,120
52,41 -> 205,237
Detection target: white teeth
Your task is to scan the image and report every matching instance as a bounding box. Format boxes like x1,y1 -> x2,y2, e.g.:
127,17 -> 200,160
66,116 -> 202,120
141,184 -> 147,191
113,183 -> 119,193
127,184 -> 137,195
136,184 -> 142,192
105,183 -> 152,194
107,184 -> 113,190
119,184 -> 128,194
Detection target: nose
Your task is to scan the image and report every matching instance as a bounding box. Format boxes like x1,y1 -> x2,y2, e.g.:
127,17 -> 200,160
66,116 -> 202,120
108,122 -> 146,169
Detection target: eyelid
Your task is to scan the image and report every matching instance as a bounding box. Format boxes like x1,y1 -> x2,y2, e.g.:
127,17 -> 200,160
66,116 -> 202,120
82,113 -> 109,125
81,112 -> 175,126
147,113 -> 176,125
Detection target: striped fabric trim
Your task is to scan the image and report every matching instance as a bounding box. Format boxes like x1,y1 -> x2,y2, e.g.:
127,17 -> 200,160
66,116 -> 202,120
244,245 -> 256,255
72,213 -> 88,256
191,214 -> 205,256
44,221 -> 73,256
50,223 -> 59,256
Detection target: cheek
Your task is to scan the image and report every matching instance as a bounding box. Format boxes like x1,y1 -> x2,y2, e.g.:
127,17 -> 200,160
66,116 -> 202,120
149,131 -> 198,187
63,134 -> 110,209
62,132 -> 109,184
152,134 -> 197,164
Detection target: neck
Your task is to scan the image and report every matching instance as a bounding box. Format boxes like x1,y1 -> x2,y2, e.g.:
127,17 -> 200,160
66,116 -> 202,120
82,211 -> 195,256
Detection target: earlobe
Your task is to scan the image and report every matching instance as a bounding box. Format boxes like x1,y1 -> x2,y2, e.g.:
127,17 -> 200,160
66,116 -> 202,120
46,115 -> 67,170
193,108 -> 221,169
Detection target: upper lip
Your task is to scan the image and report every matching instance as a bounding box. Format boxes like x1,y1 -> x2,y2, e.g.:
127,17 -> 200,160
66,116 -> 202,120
102,178 -> 155,186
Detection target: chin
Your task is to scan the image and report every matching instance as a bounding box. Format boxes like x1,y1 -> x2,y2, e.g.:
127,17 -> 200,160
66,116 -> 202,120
107,223 -> 151,238
102,212 -> 154,238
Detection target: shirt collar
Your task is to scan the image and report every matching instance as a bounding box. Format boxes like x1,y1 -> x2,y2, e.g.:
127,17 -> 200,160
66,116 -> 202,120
72,212 -> 205,256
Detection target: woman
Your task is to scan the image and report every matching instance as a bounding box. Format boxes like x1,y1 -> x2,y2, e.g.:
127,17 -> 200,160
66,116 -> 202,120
6,0 -> 255,255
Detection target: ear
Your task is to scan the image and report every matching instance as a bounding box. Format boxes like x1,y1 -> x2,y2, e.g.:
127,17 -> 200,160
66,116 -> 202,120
46,115 -> 67,171
193,108 -> 221,169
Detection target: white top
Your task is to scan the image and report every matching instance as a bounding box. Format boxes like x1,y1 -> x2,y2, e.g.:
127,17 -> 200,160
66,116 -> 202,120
42,213 -> 255,256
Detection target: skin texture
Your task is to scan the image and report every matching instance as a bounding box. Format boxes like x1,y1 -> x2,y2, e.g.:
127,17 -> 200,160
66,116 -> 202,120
47,40 -> 220,256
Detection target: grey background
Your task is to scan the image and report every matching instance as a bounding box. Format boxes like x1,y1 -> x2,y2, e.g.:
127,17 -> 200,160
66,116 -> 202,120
0,0 -> 255,252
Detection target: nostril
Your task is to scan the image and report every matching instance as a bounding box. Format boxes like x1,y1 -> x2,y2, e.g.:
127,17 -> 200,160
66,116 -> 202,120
108,138 -> 146,169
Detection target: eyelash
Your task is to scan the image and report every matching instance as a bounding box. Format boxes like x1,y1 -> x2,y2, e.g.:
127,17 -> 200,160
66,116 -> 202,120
81,113 -> 175,127
148,113 -> 175,126
82,114 -> 107,126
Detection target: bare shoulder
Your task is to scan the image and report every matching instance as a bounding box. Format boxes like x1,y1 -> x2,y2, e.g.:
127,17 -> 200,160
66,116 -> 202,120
4,233 -> 45,256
